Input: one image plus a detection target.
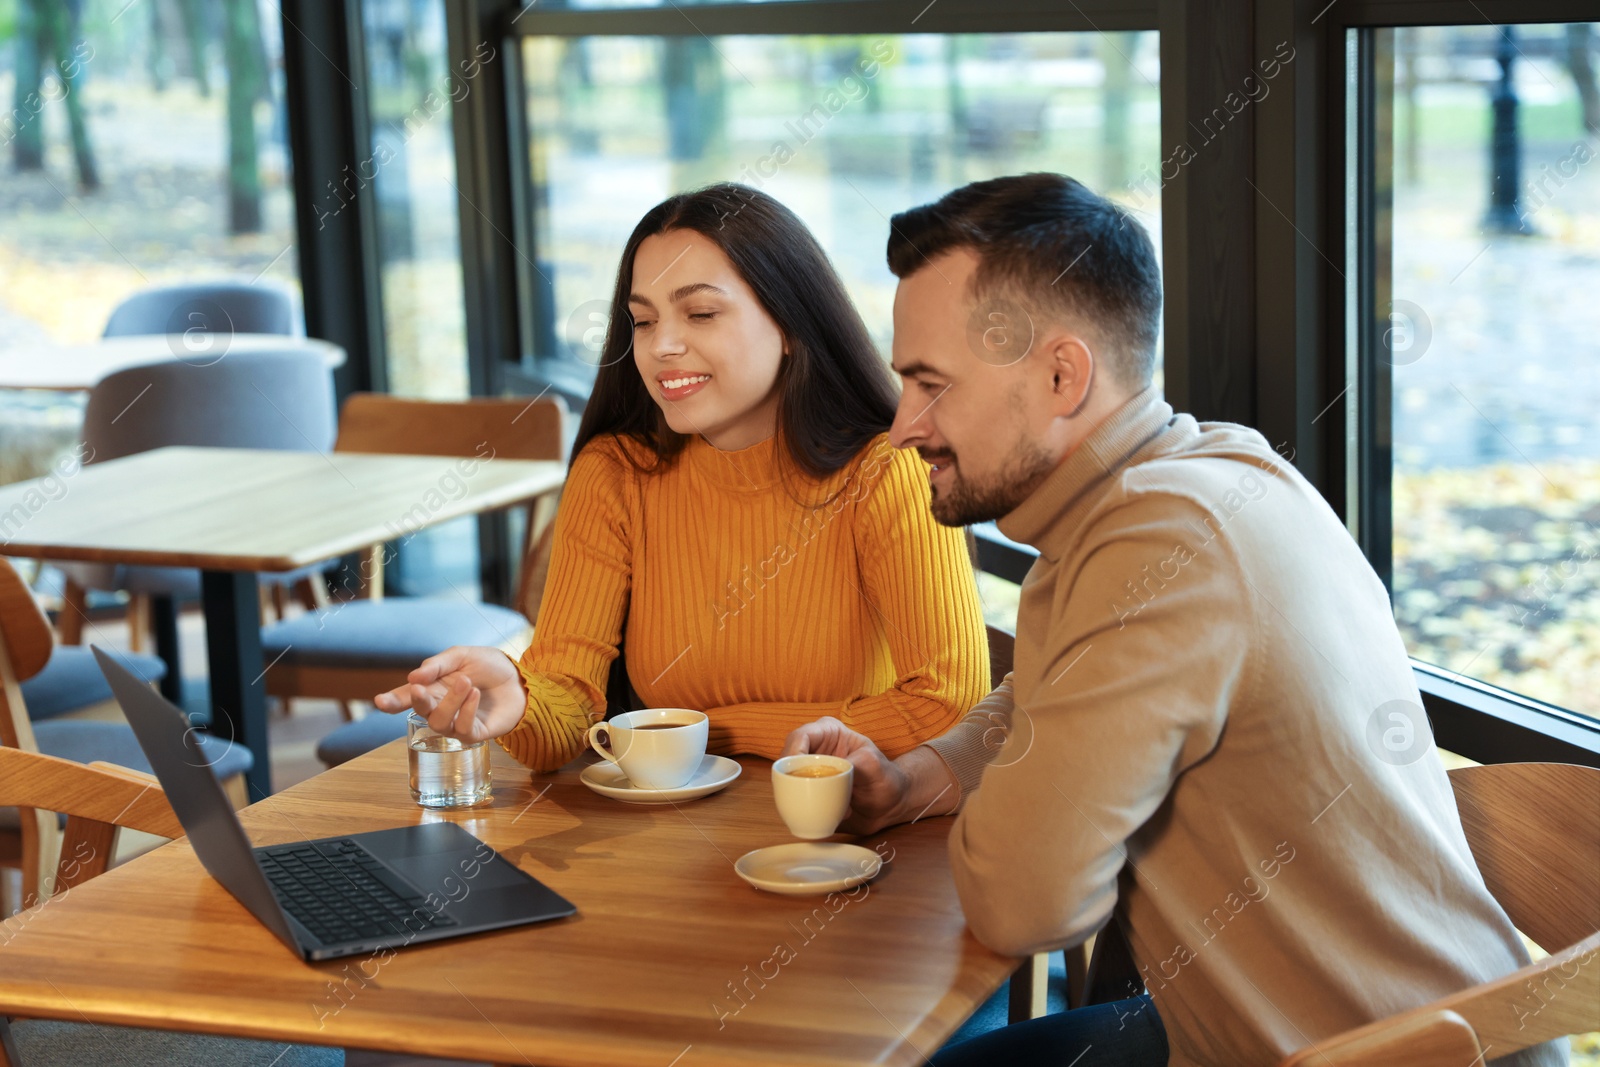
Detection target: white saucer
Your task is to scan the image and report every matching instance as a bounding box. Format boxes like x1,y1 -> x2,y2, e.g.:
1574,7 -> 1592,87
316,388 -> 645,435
734,842 -> 883,896
579,754 -> 741,804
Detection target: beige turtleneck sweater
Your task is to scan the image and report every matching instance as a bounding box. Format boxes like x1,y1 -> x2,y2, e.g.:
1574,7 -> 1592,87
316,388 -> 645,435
925,390 -> 1564,1067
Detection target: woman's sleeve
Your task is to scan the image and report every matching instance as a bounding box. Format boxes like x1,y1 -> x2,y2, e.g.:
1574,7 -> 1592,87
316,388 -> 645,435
494,440 -> 633,772
703,442 -> 991,758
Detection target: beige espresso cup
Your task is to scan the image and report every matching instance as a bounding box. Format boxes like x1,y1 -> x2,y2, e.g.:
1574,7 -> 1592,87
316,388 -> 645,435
586,709 -> 709,790
771,754 -> 854,839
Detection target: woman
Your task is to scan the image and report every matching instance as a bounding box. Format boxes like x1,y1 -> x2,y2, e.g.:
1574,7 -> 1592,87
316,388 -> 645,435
375,183 -> 988,773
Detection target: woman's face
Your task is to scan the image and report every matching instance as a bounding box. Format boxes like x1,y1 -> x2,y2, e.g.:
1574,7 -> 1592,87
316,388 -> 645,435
629,229 -> 786,451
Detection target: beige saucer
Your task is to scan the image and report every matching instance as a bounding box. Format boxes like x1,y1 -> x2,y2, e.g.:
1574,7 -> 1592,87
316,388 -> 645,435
579,754 -> 741,804
734,842 -> 883,896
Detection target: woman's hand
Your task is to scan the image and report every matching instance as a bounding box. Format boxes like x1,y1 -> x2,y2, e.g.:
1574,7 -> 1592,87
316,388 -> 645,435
373,645 -> 529,744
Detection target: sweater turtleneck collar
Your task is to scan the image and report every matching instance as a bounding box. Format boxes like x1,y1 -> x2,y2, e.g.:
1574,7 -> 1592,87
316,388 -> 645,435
997,388 -> 1183,562
681,430 -> 786,491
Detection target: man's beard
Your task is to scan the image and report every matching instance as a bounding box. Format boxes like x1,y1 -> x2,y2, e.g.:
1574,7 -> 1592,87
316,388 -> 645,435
926,436 -> 1057,527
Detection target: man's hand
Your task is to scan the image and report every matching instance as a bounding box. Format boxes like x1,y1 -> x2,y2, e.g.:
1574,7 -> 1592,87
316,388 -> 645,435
374,645 -> 529,744
781,717 -> 921,835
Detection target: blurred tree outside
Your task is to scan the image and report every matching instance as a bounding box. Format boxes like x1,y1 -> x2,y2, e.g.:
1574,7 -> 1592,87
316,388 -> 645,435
1568,23 -> 1598,135
223,0 -> 264,233
1100,31 -> 1136,192
10,0 -> 99,188
663,36 -> 726,188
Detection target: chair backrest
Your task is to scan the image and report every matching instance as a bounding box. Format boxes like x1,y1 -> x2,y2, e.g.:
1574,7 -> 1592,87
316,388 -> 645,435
1277,762 -> 1600,1066
0,558 -> 52,694
985,624 -> 1014,690
0,556 -> 54,755
334,394 -> 569,617
0,748 -> 182,897
102,281 -> 301,338
334,393 -> 568,462
1448,762 -> 1600,953
0,558 -> 63,917
80,350 -> 337,463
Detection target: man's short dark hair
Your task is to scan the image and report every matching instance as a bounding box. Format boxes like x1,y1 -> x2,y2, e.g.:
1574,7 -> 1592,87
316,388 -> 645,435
886,173 -> 1163,390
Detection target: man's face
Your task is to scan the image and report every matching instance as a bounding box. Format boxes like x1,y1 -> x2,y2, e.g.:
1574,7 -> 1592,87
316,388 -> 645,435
888,248 -> 1064,527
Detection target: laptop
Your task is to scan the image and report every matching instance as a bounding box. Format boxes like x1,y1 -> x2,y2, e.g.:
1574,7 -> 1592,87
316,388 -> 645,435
93,645 -> 577,962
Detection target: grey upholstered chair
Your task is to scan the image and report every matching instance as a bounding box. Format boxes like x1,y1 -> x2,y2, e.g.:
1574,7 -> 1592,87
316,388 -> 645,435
19,645 -> 169,723
54,279 -> 308,654
101,280 -> 302,339
53,351 -> 338,699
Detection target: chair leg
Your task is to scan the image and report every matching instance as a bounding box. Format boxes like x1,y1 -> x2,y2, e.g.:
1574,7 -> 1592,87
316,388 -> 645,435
0,867 -> 17,920
1065,941 -> 1090,1010
1083,920 -> 1144,1006
58,579 -> 88,644
19,809 -> 61,912
296,574 -> 331,611
0,1013 -> 20,1067
126,593 -> 150,652
340,701 -> 361,723
271,581 -> 289,621
223,775 -> 249,810
1007,952 -> 1051,1023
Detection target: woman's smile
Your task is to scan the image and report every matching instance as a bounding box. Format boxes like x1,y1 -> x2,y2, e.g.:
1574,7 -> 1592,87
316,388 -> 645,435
657,371 -> 712,401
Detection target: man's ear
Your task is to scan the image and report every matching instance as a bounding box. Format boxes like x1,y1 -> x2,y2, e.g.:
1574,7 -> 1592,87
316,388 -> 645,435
1043,333 -> 1094,418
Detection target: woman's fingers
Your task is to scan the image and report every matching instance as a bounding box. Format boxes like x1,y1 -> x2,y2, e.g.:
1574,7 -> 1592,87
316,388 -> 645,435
375,649 -> 512,744
453,686 -> 483,739
408,646 -> 473,687
373,685 -> 414,713
424,673 -> 475,736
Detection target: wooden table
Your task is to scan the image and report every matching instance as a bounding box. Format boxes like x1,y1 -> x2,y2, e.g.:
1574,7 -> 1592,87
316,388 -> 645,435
0,446 -> 565,798
0,335 -> 346,392
0,742 -> 1017,1065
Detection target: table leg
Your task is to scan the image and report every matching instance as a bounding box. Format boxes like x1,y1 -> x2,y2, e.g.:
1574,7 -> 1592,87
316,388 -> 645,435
149,593 -> 184,707
200,570 -> 271,799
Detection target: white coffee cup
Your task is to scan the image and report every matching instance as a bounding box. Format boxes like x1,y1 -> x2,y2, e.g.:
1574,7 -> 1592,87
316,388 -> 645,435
586,709 -> 709,790
771,754 -> 854,839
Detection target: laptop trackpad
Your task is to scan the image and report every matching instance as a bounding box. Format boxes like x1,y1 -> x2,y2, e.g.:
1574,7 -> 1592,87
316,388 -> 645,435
362,822 -> 532,896
388,849 -> 529,895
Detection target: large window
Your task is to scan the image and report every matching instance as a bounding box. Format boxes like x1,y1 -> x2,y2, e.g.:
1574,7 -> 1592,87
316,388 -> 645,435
1355,23 -> 1600,722
520,31 -> 1161,380
362,0 -> 471,400
360,0 -> 479,598
0,0 -> 300,344
0,0 -> 300,488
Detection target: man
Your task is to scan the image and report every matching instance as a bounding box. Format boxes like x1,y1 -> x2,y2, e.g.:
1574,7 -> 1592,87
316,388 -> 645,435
783,173 -> 1562,1067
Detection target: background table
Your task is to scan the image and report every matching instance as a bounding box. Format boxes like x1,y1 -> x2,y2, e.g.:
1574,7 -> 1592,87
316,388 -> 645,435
0,742 -> 1018,1066
0,334 -> 346,392
0,446 -> 565,797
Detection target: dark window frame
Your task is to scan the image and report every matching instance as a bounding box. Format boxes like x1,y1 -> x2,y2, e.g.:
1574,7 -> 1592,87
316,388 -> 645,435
1326,1 -> 1600,764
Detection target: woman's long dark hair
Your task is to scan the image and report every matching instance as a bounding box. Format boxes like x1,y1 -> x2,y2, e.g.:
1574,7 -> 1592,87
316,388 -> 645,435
570,183 -> 898,481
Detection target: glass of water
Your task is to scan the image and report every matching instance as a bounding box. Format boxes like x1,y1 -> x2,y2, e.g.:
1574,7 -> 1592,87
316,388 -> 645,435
407,712 -> 492,808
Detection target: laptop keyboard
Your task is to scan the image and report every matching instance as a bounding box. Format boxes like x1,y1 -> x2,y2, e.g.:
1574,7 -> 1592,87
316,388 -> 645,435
258,838 -> 458,947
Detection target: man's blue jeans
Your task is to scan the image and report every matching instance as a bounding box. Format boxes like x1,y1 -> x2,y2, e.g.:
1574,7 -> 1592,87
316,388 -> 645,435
933,995 -> 1169,1067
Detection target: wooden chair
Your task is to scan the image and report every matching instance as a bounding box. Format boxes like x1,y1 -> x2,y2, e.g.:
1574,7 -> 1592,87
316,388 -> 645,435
0,558 -> 250,912
1278,761 -> 1600,1066
0,748 -> 341,1067
261,393 -> 567,732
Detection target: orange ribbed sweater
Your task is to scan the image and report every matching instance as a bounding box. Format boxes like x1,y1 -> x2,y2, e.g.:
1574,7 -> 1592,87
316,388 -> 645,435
494,430 -> 989,773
